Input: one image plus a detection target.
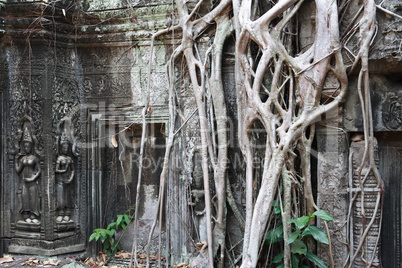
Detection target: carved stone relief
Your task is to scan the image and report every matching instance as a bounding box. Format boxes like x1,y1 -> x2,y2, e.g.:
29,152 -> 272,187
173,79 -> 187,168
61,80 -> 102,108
110,73 -> 131,97
54,131 -> 76,232
81,73 -> 131,98
52,76 -> 82,153
383,92 -> 402,130
344,76 -> 402,132
189,151 -> 207,242
349,135 -> 381,267
52,77 -> 80,126
14,120 -> 42,234
79,48 -> 111,68
189,152 -> 205,215
53,114 -> 79,235
9,75 -> 44,156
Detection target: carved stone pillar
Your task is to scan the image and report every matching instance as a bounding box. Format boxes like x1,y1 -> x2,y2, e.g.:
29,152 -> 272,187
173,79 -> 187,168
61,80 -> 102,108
316,108 -> 349,265
348,136 -> 381,267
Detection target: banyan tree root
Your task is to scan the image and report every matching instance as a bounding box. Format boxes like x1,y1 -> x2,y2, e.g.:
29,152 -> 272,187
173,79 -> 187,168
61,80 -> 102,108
131,0 -> 387,267
234,0 -> 347,266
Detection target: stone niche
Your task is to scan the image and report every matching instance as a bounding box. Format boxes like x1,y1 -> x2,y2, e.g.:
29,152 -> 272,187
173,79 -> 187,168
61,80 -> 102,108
96,105 -> 169,253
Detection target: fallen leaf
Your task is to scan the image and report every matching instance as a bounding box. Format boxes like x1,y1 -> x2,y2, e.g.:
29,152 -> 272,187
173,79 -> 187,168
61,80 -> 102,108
0,255 -> 14,264
43,259 -> 61,266
83,257 -> 96,266
138,254 -> 147,259
116,252 -> 131,259
23,258 -> 41,266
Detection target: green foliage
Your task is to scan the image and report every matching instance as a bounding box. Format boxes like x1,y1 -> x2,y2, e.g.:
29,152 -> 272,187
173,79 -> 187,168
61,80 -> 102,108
265,223 -> 284,244
306,252 -> 328,268
89,206 -> 134,257
290,239 -> 307,255
272,252 -> 284,264
266,208 -> 333,268
312,210 -> 334,222
303,225 -> 329,244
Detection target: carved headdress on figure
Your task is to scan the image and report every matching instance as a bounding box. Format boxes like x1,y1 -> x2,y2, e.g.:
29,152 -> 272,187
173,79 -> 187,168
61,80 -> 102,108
22,126 -> 33,143
56,118 -> 79,157
60,131 -> 70,145
15,117 -> 42,157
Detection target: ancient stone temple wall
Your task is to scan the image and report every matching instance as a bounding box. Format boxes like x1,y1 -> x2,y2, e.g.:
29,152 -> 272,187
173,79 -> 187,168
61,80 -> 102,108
0,0 -> 401,267
0,0 -> 179,257
0,39 -> 86,254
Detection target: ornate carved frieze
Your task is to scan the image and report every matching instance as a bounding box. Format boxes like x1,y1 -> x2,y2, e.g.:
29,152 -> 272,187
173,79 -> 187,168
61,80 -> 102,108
383,92 -> 402,130
79,48 -> 112,68
81,73 -> 131,98
344,75 -> 402,132
110,73 -> 132,97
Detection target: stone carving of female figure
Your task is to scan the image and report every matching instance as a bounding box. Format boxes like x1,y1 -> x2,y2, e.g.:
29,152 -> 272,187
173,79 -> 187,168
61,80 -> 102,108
189,152 -> 207,241
55,133 -> 75,223
15,127 -> 41,224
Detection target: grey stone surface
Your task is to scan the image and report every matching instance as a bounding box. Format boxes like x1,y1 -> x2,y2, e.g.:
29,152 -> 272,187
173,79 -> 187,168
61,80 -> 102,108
61,262 -> 86,268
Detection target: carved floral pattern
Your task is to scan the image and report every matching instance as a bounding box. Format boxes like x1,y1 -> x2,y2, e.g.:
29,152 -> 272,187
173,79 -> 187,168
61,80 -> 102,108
81,74 -> 131,98
52,76 -> 81,151
9,75 -> 43,156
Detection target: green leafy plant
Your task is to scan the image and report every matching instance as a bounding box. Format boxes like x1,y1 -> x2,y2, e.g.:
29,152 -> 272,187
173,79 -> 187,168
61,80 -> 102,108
89,207 -> 134,257
266,208 -> 334,268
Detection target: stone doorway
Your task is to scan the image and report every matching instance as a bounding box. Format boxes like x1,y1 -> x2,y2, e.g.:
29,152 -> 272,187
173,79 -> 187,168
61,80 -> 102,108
90,105 -> 169,254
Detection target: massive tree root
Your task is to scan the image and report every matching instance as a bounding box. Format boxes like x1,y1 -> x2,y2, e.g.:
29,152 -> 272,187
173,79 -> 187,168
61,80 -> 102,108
136,0 -> 386,267
234,1 -> 348,266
